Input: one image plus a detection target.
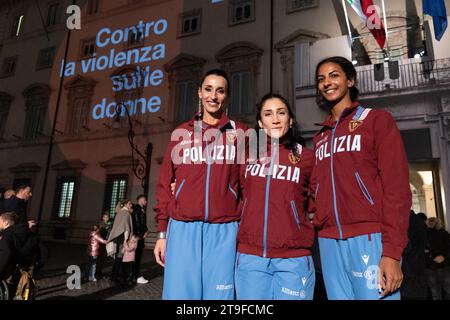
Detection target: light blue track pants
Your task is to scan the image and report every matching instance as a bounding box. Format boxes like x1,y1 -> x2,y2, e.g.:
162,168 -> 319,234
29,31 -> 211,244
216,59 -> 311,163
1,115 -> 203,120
319,233 -> 401,300
162,219 -> 239,300
235,253 -> 315,300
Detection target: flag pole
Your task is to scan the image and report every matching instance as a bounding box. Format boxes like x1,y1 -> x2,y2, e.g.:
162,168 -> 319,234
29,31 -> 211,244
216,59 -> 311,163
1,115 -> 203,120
381,0 -> 390,57
341,0 -> 353,48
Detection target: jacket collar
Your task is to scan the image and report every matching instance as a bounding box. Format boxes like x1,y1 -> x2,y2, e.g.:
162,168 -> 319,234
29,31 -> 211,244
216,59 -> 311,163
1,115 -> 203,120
314,101 -> 360,131
188,111 -> 232,131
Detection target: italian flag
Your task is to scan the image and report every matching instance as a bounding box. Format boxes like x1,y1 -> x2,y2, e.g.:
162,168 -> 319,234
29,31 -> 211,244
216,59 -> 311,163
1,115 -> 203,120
346,0 -> 386,49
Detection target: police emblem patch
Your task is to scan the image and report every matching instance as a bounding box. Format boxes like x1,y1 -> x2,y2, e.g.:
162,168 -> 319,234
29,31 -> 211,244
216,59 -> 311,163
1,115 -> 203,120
226,131 -> 236,143
349,120 -> 363,132
288,151 -> 301,164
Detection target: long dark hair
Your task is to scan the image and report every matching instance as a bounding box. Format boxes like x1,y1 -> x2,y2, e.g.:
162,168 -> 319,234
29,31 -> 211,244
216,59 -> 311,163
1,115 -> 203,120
256,93 -> 305,155
315,56 -> 359,109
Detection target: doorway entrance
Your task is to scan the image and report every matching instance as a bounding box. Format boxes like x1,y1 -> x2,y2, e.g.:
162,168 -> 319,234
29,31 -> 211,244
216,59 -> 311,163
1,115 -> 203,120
409,161 -> 445,226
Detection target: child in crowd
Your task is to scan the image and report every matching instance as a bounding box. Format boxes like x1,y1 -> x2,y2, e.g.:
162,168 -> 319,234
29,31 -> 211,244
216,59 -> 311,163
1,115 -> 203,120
96,212 -> 113,279
85,224 -> 107,282
122,234 -> 139,284
99,212 -> 113,239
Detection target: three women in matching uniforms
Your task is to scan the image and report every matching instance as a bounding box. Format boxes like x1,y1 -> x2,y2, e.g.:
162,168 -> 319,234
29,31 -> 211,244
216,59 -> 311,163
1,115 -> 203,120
155,58 -> 411,300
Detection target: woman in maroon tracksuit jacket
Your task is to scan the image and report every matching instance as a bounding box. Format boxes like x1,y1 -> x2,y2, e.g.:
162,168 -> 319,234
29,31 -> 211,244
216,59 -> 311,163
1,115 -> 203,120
235,93 -> 316,300
153,69 -> 247,300
312,56 -> 411,300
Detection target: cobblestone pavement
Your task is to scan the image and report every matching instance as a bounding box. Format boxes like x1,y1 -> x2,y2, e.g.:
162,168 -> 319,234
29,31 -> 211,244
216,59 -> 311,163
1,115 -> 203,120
35,242 -> 164,300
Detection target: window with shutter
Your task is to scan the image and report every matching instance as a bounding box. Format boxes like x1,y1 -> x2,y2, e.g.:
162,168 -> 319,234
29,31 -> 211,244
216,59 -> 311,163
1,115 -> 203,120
53,177 -> 77,219
103,174 -> 128,218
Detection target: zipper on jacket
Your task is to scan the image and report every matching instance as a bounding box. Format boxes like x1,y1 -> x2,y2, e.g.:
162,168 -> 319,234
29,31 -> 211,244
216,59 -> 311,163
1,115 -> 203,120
331,119 -> 344,239
355,172 -> 375,205
315,183 -> 320,199
263,145 -> 278,258
175,179 -> 186,199
290,200 -> 301,230
205,142 -> 212,222
204,128 -> 225,222
228,183 -> 238,199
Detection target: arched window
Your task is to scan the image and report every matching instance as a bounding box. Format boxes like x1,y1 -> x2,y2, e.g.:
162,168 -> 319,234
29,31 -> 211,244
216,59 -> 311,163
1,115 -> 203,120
216,42 -> 263,117
22,84 -> 50,140
111,66 -> 143,127
164,54 -> 206,123
64,76 -> 96,136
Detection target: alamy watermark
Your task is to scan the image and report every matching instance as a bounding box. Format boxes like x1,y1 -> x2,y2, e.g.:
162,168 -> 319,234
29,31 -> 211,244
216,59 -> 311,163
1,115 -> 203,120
66,265 -> 81,290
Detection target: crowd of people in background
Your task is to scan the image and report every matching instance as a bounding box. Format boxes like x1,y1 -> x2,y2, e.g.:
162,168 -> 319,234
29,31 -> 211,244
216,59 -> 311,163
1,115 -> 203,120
0,185 -> 47,300
0,187 -> 150,299
85,195 -> 150,286
400,210 -> 450,300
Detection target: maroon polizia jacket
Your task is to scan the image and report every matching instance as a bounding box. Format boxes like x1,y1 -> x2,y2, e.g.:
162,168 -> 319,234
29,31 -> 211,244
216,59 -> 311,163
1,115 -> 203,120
154,112 -> 247,232
237,141 -> 315,258
310,102 -> 411,260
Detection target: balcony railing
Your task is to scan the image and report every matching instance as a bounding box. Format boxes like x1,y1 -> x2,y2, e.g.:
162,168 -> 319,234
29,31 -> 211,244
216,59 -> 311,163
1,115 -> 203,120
356,58 -> 450,95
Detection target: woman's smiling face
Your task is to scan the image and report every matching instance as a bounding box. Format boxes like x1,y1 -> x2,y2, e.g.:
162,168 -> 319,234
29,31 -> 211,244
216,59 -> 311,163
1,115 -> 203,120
316,62 -> 355,104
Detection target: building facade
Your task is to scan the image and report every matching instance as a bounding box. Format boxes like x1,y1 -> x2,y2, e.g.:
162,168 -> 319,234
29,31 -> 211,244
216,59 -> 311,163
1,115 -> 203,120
0,0 -> 449,244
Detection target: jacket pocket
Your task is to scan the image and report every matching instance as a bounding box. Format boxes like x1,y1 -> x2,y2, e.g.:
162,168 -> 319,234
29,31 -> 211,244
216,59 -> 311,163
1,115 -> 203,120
228,183 -> 238,199
290,200 -> 301,230
355,172 -> 374,206
175,179 -> 186,199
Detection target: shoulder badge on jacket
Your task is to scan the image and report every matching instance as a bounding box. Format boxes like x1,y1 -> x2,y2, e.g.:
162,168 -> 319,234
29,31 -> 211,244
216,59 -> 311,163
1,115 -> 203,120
288,143 -> 303,165
349,106 -> 372,133
226,120 -> 237,143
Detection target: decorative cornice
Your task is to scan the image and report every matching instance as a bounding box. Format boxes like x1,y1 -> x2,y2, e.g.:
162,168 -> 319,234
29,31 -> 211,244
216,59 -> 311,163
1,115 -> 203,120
9,162 -> 41,174
216,41 -> 263,63
164,53 -> 206,72
52,159 -> 87,171
275,28 -> 329,50
64,75 -> 98,90
22,83 -> 51,98
100,156 -> 136,168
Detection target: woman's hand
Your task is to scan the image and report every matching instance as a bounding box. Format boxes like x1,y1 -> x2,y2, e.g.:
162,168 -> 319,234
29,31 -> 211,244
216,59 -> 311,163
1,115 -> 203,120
378,256 -> 403,298
170,180 -> 176,195
154,239 -> 166,267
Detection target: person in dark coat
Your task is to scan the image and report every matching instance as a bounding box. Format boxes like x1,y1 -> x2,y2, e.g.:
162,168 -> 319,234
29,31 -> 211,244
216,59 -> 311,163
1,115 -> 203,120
1,186 -> 47,273
132,195 -> 149,284
400,211 -> 428,299
96,211 -> 113,279
425,217 -> 450,300
0,212 -> 21,297
1,185 -> 35,246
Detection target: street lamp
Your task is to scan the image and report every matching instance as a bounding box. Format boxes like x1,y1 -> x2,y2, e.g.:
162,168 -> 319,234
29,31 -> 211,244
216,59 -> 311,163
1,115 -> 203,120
113,102 -> 153,197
